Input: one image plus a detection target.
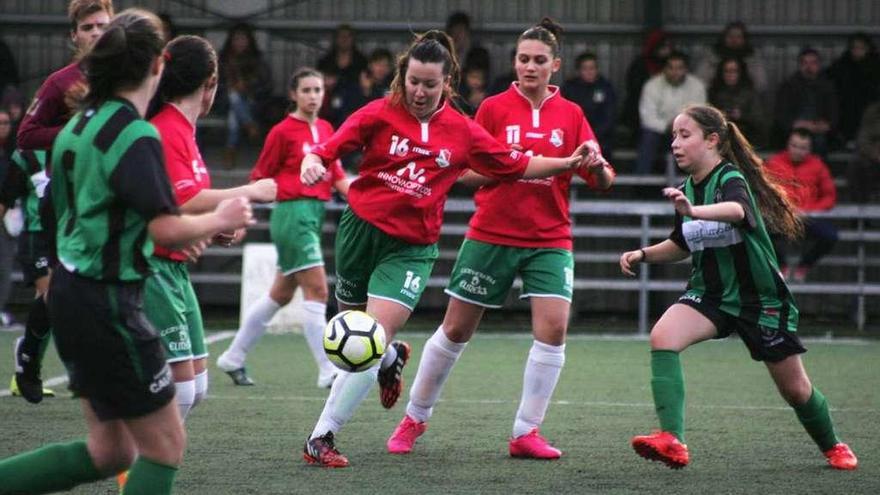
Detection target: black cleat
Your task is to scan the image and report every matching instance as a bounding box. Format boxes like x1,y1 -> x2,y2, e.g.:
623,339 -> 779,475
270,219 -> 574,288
377,341 -> 411,409
303,432 -> 349,467
13,336 -> 46,403
224,367 -> 255,386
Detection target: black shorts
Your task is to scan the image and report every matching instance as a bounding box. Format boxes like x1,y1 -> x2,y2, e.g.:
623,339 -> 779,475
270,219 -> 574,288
48,268 -> 174,420
16,231 -> 51,286
677,297 -> 807,363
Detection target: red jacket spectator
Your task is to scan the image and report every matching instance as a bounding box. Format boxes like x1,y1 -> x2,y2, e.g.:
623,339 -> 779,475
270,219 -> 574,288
765,151 -> 836,212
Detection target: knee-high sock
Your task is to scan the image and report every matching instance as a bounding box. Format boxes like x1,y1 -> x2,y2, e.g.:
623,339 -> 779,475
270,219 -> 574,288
223,295 -> 281,367
650,350 -> 686,442
0,440 -> 102,493
193,370 -> 208,407
175,379 -> 196,420
310,365 -> 380,439
122,457 -> 178,495
406,326 -> 467,423
19,296 -> 52,366
513,340 -> 566,438
301,301 -> 334,373
794,387 -> 840,452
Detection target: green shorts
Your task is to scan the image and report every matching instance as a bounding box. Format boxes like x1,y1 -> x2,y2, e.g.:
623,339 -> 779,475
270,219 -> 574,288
445,239 -> 574,308
143,257 -> 206,363
334,208 -> 438,311
270,199 -> 326,274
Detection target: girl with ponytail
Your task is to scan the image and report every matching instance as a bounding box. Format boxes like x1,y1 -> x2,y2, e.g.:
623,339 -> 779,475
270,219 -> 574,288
298,28 -> 602,467
618,104 -> 857,471
387,17 -> 615,460
0,10 -> 254,494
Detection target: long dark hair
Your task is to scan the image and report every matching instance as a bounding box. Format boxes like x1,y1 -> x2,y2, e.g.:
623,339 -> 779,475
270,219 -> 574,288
709,56 -> 754,94
517,17 -> 563,58
389,30 -> 460,107
219,22 -> 261,62
157,35 -> 217,102
683,104 -> 803,239
81,8 -> 165,107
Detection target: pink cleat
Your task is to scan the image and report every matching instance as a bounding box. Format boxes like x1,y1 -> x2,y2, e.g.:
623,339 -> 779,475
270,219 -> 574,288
387,415 -> 427,454
824,443 -> 858,470
509,428 -> 562,459
631,430 -> 689,469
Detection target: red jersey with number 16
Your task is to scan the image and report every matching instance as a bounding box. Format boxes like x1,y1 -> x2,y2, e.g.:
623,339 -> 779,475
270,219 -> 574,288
467,83 -> 615,249
311,97 -> 530,245
150,103 -> 212,261
250,114 -> 345,201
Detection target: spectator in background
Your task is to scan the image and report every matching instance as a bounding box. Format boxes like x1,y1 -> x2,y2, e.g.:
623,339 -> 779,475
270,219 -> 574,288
774,48 -> 838,156
445,11 -> 491,87
218,22 -> 273,167
330,48 -> 395,130
0,37 -> 20,94
847,102 -> 880,204
765,128 -> 838,282
459,64 -> 488,116
826,33 -> 880,146
487,49 -> 517,96
317,24 -> 367,88
708,57 -> 764,147
1,86 -> 25,128
562,51 -> 617,161
636,51 -> 706,174
622,28 -> 672,135
695,21 -> 768,92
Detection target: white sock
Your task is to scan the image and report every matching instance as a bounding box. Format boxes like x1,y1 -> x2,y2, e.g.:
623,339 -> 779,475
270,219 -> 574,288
301,301 -> 335,374
380,342 -> 398,370
222,295 -> 281,367
175,379 -> 196,421
512,340 -> 565,438
310,364 -> 379,439
406,326 -> 467,423
193,370 -> 208,407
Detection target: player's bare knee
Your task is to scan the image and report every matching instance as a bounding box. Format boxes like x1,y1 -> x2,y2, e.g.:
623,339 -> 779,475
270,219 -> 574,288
303,284 -> 329,303
779,377 -> 813,406
269,286 -> 294,305
88,439 -> 136,475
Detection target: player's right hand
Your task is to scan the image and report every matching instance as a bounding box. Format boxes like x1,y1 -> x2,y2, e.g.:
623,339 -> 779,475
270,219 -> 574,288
301,156 -> 327,185
619,249 -> 644,277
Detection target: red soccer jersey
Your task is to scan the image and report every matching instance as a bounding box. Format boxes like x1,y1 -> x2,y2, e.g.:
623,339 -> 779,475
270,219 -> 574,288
466,84 -> 615,249
150,104 -> 212,261
250,114 -> 345,201
18,62 -> 85,151
311,97 -> 529,244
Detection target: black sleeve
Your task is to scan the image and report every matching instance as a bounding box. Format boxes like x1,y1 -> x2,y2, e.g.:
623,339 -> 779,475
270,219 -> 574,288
0,163 -> 28,209
109,136 -> 179,221
720,177 -> 757,230
668,211 -> 690,251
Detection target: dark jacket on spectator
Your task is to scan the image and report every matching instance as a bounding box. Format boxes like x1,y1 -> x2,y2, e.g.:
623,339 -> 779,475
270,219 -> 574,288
774,72 -> 838,145
561,75 -> 617,159
847,102 -> 880,203
826,49 -> 880,142
709,84 -> 764,147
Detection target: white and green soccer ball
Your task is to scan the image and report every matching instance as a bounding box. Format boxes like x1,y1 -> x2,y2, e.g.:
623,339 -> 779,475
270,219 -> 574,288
323,310 -> 386,372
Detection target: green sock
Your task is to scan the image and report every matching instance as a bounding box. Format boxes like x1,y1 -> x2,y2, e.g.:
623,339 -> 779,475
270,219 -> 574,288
650,350 -> 686,442
793,387 -> 840,452
37,331 -> 52,361
122,457 -> 178,495
0,440 -> 102,493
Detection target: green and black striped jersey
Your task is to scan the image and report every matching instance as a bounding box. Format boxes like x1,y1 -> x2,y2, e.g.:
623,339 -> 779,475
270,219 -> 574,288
51,98 -> 178,282
1,149 -> 48,233
669,161 -> 799,332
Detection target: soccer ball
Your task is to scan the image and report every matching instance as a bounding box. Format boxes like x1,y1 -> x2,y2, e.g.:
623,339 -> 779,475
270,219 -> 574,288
323,310 -> 386,372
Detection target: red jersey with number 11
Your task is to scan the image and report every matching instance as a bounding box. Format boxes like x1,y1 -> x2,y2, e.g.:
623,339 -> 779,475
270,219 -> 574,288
311,97 -> 530,244
467,83 -> 615,249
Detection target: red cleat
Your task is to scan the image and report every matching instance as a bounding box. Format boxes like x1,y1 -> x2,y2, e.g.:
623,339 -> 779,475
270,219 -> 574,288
824,443 -> 858,470
303,432 -> 349,468
509,428 -> 562,459
387,415 -> 427,454
378,341 -> 411,409
631,431 -> 689,469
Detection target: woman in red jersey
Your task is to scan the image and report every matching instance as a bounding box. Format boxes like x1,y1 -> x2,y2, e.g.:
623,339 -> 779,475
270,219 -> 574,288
217,68 -> 349,388
146,35 -> 276,422
387,18 -> 615,459
298,29 -> 604,467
